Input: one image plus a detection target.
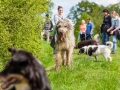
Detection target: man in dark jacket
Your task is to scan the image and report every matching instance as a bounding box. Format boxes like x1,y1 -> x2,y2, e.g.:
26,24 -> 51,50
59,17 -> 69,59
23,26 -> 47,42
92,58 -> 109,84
101,9 -> 112,45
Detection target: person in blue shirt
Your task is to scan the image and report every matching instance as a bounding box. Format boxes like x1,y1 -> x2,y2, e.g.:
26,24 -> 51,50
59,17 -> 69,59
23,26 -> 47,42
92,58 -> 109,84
85,18 -> 93,40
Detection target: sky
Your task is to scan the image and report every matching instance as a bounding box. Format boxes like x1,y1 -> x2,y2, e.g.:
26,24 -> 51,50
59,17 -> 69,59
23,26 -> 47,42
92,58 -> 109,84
51,0 -> 120,17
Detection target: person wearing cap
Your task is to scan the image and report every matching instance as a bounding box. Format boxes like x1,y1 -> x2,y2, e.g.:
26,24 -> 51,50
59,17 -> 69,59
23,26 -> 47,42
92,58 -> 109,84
85,18 -> 94,40
100,9 -> 112,45
43,14 -> 53,42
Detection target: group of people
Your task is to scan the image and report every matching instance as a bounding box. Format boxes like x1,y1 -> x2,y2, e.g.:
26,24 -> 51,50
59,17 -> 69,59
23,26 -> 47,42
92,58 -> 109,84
101,9 -> 120,54
42,6 -> 120,55
78,18 -> 94,41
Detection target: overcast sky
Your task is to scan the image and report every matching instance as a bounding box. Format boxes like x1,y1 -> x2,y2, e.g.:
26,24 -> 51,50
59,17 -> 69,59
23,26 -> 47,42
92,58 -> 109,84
51,0 -> 120,17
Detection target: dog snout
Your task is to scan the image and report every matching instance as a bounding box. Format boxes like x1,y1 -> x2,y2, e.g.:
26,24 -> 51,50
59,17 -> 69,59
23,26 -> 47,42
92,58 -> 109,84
60,31 -> 63,34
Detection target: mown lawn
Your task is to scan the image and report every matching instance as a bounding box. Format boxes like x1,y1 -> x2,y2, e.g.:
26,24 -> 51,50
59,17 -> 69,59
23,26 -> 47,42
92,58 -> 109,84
0,41 -> 120,90
40,41 -> 120,90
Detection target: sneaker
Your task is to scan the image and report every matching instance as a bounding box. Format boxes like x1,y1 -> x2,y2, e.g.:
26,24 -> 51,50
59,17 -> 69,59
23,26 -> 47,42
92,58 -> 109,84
111,51 -> 116,54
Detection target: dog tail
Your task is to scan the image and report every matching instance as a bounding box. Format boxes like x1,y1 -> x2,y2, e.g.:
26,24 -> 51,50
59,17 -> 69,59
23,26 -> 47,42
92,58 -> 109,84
106,41 -> 113,49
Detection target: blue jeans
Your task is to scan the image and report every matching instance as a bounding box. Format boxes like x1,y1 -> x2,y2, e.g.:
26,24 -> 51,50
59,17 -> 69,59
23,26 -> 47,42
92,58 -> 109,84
53,28 -> 57,55
113,33 -> 117,52
86,34 -> 91,40
102,31 -> 109,45
78,33 -> 80,40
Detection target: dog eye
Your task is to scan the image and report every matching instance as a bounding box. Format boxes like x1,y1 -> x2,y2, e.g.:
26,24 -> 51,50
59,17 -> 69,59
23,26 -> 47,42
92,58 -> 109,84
64,26 -> 67,27
58,25 -> 61,28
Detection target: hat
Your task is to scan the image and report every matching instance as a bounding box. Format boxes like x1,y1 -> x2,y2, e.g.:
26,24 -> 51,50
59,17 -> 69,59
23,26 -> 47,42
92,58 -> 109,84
46,14 -> 49,17
103,9 -> 109,13
87,18 -> 90,20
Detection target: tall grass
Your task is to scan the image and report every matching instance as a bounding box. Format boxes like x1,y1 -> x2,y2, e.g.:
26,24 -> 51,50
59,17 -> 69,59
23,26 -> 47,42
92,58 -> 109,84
0,41 -> 120,90
41,41 -> 120,90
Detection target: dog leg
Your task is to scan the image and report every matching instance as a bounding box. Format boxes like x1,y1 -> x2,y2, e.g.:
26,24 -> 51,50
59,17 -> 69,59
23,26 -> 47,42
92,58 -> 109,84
62,51 -> 66,66
86,55 -> 90,60
109,56 -> 112,62
94,56 -> 98,62
55,51 -> 61,70
67,48 -> 73,67
103,55 -> 108,62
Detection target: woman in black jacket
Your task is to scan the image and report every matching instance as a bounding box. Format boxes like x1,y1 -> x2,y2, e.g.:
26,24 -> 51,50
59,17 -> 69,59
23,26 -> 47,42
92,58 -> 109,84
101,9 -> 112,45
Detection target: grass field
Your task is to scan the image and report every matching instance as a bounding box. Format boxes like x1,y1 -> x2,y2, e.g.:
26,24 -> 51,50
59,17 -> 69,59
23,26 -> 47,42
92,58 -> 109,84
0,41 -> 120,90
40,41 -> 120,90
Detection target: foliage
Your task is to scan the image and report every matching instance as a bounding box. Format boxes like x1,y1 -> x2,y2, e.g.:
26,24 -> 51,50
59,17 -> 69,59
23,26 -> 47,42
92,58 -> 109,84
68,0 -> 120,39
0,0 -> 53,65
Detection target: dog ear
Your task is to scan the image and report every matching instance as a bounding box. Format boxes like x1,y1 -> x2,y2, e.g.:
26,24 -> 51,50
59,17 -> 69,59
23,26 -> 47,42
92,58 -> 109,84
79,48 -> 84,53
88,47 -> 92,56
92,47 -> 98,52
8,48 -> 17,55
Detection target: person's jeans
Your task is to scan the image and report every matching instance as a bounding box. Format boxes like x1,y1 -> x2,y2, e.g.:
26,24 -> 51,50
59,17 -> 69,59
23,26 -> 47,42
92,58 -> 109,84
78,33 -> 80,40
80,34 -> 85,41
86,34 -> 91,40
53,28 -> 57,55
45,30 -> 50,42
102,31 -> 109,45
113,33 -> 117,52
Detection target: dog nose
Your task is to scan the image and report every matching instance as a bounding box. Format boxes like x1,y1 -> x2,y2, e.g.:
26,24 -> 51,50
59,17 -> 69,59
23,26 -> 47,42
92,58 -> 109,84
60,32 -> 63,34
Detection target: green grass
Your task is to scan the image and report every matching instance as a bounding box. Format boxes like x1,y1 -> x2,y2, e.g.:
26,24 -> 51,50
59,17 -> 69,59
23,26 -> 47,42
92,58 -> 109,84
0,41 -> 120,90
40,41 -> 120,90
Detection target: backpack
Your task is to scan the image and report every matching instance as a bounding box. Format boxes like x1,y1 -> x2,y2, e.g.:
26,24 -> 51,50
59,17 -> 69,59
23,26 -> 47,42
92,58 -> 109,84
44,21 -> 53,30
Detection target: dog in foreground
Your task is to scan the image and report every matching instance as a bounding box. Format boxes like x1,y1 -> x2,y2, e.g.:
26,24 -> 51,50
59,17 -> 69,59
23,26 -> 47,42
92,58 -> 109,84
0,48 -> 51,90
55,18 -> 75,70
79,41 -> 113,62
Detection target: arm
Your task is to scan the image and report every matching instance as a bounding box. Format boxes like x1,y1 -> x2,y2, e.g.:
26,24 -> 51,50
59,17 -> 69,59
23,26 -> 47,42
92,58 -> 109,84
113,19 -> 120,31
50,21 -> 53,30
107,22 -> 114,32
90,23 -> 93,34
54,15 -> 59,25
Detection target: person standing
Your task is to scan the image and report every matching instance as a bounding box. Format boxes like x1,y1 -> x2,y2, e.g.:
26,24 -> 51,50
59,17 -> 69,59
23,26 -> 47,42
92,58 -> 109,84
79,20 -> 86,41
101,9 -> 111,45
85,18 -> 93,40
107,11 -> 120,54
43,14 -> 53,42
51,6 -> 64,55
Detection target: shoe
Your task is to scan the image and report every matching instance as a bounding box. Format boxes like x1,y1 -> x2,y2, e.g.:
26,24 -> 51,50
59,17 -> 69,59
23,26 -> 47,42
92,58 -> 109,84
111,51 -> 116,54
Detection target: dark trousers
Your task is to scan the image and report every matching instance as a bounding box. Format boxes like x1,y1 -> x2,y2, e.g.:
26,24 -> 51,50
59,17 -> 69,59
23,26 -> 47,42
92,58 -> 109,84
80,34 -> 85,41
86,34 -> 92,40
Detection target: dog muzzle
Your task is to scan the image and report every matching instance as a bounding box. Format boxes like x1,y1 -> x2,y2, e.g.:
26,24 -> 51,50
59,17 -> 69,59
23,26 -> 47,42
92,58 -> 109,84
60,34 -> 66,42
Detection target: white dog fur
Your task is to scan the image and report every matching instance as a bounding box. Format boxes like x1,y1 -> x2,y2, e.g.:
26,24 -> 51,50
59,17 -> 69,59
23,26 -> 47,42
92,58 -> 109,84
79,41 -> 113,62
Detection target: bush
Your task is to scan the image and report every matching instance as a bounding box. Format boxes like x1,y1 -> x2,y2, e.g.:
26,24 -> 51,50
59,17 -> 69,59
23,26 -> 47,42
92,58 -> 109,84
0,0 -> 53,67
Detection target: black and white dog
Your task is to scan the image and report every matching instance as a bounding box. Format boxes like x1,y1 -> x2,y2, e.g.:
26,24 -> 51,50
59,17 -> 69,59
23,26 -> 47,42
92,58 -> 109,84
79,41 -> 113,62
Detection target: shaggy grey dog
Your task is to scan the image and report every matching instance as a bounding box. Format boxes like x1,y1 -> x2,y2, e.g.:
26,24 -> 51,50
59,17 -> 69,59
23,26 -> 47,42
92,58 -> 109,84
55,18 -> 75,70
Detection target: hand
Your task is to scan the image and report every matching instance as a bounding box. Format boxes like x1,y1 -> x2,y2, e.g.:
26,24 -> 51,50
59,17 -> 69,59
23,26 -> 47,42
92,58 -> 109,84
110,31 -> 114,34
107,29 -> 110,32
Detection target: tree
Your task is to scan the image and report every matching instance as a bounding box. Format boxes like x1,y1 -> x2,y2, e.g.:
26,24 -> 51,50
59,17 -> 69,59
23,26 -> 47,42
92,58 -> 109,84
0,0 -> 53,64
74,12 -> 93,39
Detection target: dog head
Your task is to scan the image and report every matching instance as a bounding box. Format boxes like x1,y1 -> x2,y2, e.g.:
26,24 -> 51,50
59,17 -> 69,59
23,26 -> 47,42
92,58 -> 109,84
0,48 -> 50,90
93,34 -> 100,43
56,18 -> 74,41
78,46 -> 88,55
